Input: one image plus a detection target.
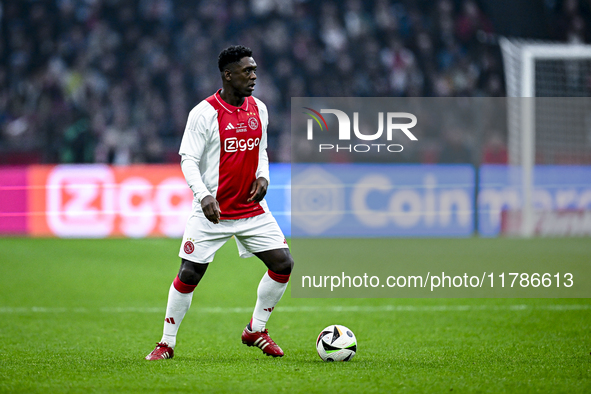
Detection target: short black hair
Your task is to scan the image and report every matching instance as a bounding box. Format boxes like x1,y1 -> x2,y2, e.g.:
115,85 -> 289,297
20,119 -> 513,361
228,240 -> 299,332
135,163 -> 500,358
218,45 -> 253,72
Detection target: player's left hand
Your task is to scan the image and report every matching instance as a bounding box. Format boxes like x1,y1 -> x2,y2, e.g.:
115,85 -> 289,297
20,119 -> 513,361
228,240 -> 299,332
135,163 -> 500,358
247,177 -> 268,203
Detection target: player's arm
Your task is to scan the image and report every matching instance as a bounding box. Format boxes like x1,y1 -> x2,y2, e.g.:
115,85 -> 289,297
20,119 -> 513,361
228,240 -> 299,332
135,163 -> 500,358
248,177 -> 268,203
179,104 -> 221,223
249,99 -> 270,203
199,195 -> 220,224
248,141 -> 269,202
181,157 -> 221,223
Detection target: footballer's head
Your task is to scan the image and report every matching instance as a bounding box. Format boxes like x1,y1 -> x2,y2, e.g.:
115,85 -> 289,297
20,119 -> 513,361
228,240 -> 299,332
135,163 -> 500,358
218,45 -> 253,72
218,45 -> 257,97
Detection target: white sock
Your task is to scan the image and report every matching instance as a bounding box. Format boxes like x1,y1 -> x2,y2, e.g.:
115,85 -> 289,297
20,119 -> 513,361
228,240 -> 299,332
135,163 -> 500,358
251,270 -> 289,332
160,277 -> 195,348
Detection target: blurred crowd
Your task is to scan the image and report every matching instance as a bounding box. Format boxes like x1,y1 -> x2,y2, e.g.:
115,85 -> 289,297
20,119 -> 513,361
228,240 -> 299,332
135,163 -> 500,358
1,0 -> 589,165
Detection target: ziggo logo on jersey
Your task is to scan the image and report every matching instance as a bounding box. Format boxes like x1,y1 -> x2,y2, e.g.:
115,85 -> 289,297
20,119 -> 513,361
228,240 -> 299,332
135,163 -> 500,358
224,137 -> 260,153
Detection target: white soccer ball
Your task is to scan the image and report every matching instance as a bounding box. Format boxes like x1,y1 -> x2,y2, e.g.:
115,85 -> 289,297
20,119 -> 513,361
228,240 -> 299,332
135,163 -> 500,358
316,324 -> 357,362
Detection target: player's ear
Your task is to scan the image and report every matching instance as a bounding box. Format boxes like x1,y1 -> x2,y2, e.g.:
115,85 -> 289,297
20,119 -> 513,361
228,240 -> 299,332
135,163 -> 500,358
223,68 -> 232,81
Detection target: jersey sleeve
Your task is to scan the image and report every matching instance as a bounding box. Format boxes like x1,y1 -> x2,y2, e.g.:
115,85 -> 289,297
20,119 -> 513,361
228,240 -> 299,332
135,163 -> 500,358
254,97 -> 270,184
180,155 -> 211,203
179,101 -> 215,203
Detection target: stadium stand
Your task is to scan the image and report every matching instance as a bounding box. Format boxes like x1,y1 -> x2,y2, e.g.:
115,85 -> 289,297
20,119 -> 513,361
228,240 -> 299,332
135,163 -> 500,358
0,0 -> 588,165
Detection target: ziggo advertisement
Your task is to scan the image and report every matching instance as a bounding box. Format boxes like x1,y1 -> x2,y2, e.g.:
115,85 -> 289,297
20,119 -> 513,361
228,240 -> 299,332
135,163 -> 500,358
4,165 -> 194,237
0,164 -> 291,238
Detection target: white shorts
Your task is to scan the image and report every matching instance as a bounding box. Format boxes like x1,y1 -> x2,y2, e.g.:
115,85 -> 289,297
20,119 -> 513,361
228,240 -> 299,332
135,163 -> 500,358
179,212 -> 289,264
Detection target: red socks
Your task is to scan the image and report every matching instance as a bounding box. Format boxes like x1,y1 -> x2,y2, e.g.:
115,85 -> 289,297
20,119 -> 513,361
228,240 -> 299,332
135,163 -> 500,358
173,275 -> 197,293
267,269 -> 290,284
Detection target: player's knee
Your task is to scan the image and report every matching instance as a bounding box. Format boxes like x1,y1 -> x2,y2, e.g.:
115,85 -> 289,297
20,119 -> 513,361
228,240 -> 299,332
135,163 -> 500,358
270,253 -> 294,275
178,259 -> 208,285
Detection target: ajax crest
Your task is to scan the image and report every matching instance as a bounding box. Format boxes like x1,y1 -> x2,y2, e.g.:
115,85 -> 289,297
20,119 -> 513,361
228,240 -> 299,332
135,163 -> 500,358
183,241 -> 195,254
248,117 -> 259,130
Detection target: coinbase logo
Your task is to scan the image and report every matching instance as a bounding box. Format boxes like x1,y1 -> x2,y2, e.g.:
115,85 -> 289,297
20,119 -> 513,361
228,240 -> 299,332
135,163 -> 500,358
303,107 -> 418,153
291,166 -> 345,235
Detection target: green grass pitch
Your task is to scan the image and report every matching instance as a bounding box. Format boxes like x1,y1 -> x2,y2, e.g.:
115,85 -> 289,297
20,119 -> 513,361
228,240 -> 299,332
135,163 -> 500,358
0,237 -> 590,393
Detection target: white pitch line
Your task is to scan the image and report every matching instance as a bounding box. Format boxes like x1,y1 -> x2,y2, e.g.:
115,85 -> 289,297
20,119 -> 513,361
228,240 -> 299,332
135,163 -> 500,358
0,304 -> 589,314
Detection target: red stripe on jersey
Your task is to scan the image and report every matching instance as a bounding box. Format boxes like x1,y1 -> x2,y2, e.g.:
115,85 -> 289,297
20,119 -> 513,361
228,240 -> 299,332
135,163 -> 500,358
206,91 -> 265,220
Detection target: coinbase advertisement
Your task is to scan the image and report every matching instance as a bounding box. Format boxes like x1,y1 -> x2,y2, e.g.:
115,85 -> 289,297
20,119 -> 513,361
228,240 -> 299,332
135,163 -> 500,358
292,164 -> 474,237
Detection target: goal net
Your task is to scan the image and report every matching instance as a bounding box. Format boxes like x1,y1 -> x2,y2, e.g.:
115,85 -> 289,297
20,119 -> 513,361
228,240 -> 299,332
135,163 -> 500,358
499,38 -> 591,236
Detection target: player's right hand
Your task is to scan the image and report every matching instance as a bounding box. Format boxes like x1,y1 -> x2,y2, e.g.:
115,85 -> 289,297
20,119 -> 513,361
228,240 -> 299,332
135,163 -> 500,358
201,195 -> 221,224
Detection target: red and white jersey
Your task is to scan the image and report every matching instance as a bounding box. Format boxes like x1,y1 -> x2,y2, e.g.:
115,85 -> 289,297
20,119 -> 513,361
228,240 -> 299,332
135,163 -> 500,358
179,89 -> 270,220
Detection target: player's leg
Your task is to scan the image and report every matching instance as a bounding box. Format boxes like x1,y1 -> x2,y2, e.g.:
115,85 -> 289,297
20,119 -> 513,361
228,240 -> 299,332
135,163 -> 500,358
234,214 -> 293,357
146,215 -> 230,360
240,248 -> 293,357
145,260 -> 208,360
250,248 -> 293,332
160,259 -> 208,347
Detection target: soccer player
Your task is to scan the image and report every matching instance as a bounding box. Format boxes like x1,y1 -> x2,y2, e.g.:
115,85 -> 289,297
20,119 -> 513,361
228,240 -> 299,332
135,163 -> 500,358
146,45 -> 293,360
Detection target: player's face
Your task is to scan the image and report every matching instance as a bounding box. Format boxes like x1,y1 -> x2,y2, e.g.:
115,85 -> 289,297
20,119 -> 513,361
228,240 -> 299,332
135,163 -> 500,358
229,57 -> 257,97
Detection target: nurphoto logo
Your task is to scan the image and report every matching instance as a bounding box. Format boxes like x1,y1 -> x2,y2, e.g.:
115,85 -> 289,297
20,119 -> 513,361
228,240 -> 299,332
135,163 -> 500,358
303,107 -> 418,153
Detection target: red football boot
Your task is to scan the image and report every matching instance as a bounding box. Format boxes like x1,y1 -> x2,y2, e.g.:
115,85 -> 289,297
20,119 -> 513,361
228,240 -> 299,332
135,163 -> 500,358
241,326 -> 284,357
145,342 -> 174,360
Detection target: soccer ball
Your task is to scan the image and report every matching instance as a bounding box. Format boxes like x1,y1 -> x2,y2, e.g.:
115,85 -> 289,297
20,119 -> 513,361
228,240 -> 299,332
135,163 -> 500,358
316,324 -> 357,362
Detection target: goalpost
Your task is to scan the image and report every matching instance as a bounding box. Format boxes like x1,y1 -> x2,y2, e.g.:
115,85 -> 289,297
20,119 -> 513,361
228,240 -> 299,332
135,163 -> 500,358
499,38 -> 591,237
